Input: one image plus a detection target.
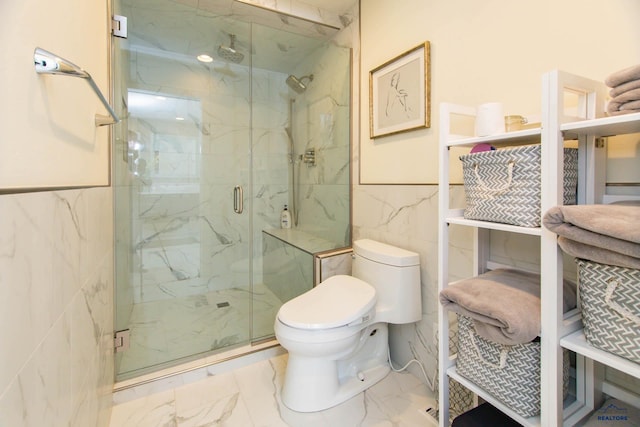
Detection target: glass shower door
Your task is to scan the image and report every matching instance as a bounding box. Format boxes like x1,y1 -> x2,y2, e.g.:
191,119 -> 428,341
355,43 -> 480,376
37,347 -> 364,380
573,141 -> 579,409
113,0 -> 351,381
112,1 -> 252,379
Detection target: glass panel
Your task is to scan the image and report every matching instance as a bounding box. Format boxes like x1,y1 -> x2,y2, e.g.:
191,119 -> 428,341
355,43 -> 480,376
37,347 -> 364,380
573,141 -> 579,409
250,22 -> 351,340
113,0 -> 252,380
112,0 -> 351,380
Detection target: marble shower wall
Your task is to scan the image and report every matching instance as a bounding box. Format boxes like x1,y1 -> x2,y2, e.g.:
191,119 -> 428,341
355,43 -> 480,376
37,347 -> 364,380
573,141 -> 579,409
0,188 -> 114,426
121,43 -> 293,303
288,37 -> 351,247
239,0 -> 346,31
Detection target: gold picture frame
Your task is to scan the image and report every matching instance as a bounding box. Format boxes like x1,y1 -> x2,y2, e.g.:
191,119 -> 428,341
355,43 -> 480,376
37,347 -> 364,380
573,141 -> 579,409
369,41 -> 431,138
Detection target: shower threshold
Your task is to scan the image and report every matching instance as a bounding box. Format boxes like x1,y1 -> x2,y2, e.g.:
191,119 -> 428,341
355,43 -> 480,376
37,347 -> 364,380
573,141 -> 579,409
113,339 -> 283,395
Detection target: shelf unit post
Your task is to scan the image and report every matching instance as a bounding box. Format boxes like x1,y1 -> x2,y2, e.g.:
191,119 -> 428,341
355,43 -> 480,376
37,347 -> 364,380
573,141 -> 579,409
437,102 -> 453,427
438,102 -> 479,426
541,70 -> 608,425
540,69 -> 567,427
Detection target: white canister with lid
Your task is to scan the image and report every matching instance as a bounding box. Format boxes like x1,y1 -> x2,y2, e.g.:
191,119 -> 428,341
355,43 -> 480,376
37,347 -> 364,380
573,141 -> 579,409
475,102 -> 504,137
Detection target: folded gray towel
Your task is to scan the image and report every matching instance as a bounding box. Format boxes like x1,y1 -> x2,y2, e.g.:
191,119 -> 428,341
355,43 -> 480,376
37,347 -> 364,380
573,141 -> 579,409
610,78 -> 640,97
619,100 -> 640,111
605,64 -> 640,87
607,89 -> 640,114
608,108 -> 640,116
439,268 -> 576,345
543,204 -> 640,269
558,237 -> 640,269
610,88 -> 640,104
544,204 -> 640,244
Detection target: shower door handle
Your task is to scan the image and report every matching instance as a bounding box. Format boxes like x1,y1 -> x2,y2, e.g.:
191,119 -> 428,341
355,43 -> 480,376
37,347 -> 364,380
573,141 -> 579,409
233,186 -> 243,214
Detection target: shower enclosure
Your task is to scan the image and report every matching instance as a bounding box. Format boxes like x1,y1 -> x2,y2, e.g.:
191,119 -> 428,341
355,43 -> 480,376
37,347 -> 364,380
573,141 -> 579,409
112,0 -> 351,380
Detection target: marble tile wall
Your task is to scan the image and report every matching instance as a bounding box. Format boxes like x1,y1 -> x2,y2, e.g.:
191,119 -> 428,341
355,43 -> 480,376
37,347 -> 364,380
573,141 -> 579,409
318,249 -> 352,283
0,187 -> 114,426
288,42 -> 351,246
351,183 -> 474,397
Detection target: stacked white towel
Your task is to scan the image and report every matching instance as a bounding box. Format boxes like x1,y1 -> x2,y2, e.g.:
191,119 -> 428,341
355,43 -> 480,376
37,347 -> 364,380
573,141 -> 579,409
605,64 -> 640,116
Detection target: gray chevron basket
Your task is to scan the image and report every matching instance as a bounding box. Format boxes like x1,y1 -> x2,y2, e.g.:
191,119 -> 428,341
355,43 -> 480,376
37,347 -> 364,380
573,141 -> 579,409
456,314 -> 570,418
460,145 -> 578,227
578,259 -> 640,364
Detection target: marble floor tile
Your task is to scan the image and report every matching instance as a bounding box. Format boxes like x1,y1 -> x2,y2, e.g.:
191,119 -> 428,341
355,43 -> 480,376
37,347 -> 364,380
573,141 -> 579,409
110,353 -> 437,427
109,389 -> 177,427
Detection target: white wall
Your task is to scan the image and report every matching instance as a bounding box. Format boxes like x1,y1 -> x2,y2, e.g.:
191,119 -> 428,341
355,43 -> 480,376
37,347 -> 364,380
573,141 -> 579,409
360,0 -> 640,184
0,0 -> 114,425
0,1 -> 111,189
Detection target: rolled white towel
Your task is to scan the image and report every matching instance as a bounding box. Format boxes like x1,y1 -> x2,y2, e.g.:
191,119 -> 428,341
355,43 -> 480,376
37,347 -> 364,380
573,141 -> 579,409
608,108 -> 640,116
610,78 -> 640,97
607,87 -> 640,114
620,99 -> 640,111
611,87 -> 640,103
605,64 -> 640,87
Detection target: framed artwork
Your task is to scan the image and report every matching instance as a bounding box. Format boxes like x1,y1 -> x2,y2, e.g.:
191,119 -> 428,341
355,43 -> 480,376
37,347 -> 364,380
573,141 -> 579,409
369,41 -> 431,138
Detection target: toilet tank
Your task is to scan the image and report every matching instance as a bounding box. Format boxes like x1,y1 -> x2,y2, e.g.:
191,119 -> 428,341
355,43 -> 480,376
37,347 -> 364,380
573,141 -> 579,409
351,239 -> 421,324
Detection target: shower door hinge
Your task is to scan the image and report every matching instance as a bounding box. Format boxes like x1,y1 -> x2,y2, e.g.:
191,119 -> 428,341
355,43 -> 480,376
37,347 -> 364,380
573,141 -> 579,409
112,15 -> 128,39
114,329 -> 130,353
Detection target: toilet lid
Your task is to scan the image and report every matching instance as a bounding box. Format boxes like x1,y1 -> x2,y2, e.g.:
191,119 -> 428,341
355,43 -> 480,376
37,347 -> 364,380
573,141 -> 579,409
278,275 -> 376,330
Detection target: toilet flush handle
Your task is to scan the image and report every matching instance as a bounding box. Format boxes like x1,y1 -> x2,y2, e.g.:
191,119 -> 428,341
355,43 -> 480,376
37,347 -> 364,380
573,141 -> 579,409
347,313 -> 371,327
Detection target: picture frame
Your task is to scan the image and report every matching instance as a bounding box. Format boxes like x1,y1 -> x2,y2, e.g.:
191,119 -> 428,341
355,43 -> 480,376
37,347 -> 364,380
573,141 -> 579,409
369,41 -> 430,138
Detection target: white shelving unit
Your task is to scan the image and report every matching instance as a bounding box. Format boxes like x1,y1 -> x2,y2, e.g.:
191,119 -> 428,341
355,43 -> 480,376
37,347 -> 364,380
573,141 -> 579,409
437,70 -> 640,426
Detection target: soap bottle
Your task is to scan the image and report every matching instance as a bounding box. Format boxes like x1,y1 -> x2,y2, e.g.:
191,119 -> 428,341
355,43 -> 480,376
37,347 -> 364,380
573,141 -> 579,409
280,205 -> 291,229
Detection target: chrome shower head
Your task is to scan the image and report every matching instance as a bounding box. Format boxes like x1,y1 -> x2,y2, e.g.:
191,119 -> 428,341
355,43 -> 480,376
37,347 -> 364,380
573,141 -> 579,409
218,34 -> 244,64
286,74 -> 314,94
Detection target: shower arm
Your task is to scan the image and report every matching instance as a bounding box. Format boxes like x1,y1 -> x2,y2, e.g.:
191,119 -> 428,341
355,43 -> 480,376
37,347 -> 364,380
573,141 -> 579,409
34,47 -> 120,127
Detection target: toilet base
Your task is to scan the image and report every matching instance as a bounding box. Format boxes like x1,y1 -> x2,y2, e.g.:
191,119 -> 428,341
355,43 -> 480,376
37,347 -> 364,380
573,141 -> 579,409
280,323 -> 390,413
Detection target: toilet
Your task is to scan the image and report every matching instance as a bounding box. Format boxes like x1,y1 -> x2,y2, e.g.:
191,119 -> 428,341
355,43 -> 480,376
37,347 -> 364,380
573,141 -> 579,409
274,239 -> 421,412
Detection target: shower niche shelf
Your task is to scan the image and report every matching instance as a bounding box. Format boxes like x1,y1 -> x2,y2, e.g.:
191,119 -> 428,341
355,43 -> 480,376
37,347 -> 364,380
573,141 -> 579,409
263,228 -> 340,255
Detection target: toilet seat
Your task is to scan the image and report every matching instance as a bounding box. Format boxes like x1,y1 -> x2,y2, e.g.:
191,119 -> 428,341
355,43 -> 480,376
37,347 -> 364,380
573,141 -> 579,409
278,275 -> 376,330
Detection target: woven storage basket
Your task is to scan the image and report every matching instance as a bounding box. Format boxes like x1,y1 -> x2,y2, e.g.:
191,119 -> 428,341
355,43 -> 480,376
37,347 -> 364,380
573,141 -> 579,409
456,315 -> 570,418
460,145 -> 578,227
578,259 -> 640,363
